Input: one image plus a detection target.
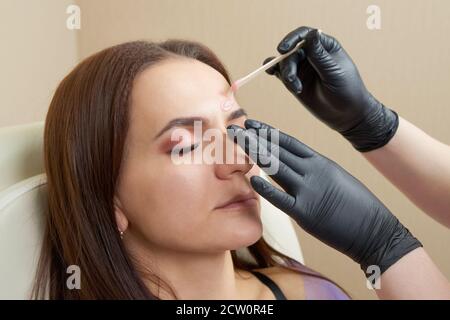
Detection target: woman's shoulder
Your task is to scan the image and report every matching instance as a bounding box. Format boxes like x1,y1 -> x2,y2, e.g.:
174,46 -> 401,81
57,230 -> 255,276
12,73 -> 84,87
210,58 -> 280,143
253,266 -> 350,300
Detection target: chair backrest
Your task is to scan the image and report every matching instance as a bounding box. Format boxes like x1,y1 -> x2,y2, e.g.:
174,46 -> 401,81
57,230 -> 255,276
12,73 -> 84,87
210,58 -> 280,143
0,174 -> 47,299
0,122 -> 45,192
0,122 -> 303,299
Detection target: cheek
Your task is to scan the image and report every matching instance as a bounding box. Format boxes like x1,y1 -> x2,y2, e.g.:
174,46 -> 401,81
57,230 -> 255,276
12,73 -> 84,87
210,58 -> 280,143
117,158 -> 213,240
155,165 -> 210,214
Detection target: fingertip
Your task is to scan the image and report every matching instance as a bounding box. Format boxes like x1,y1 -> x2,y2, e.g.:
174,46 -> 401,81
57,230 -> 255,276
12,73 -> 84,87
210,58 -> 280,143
277,26 -> 313,54
250,175 -> 261,184
244,119 -> 261,130
263,56 -> 278,75
263,57 -> 274,65
277,41 -> 290,54
293,79 -> 303,94
250,175 -> 265,191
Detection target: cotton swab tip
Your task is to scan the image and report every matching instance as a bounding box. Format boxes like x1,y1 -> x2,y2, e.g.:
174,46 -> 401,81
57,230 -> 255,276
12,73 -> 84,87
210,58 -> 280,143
230,81 -> 239,93
226,81 -> 240,96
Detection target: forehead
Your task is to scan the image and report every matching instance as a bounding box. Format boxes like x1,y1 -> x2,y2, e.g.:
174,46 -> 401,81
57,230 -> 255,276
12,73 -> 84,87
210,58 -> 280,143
128,58 -> 234,143
130,58 -> 230,123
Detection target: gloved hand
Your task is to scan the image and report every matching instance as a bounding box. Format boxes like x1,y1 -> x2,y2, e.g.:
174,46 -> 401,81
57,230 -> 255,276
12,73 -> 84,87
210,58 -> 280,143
264,26 -> 399,152
227,119 -> 422,275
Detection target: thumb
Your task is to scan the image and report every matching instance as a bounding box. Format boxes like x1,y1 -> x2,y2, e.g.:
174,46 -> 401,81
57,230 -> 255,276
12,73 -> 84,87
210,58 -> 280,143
303,29 -> 337,81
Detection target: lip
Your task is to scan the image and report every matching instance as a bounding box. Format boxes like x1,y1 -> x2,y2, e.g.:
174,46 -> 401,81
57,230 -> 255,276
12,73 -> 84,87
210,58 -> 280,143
214,192 -> 259,211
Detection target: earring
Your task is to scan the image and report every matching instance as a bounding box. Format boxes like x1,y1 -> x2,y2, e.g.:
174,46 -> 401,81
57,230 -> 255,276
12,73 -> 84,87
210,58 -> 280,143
118,229 -> 124,239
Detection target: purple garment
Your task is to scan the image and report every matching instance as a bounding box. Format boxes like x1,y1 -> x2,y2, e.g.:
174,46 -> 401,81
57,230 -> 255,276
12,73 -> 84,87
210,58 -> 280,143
302,274 -> 350,300
286,260 -> 351,300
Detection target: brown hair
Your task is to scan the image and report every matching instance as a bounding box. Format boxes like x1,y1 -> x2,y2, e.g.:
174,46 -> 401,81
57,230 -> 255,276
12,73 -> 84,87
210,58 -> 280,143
33,39 -> 346,299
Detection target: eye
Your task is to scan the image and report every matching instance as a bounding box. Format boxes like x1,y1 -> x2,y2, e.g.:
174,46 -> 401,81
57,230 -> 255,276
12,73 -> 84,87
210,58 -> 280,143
169,142 -> 200,156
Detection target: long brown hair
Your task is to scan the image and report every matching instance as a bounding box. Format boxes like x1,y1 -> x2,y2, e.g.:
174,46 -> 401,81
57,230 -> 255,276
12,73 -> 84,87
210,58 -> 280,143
33,39 -> 345,299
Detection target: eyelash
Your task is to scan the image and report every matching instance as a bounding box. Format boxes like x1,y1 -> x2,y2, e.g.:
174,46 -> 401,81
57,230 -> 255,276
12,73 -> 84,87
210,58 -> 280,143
169,142 -> 200,155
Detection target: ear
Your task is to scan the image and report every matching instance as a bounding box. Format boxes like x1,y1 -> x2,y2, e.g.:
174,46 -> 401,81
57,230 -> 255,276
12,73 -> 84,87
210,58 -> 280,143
114,195 -> 129,233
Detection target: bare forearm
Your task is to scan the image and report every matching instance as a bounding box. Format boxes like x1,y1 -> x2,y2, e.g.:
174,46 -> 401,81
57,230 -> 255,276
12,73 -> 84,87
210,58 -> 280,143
364,117 -> 450,227
376,247 -> 450,299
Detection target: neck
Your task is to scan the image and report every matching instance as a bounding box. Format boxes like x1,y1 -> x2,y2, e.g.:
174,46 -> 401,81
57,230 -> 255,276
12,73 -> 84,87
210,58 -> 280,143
126,239 -> 256,299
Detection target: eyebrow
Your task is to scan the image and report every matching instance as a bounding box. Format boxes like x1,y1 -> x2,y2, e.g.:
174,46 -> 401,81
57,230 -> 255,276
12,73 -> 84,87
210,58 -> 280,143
154,108 -> 248,140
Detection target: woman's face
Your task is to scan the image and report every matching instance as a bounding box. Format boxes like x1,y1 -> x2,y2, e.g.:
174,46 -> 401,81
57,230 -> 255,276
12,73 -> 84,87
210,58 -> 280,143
115,58 -> 262,254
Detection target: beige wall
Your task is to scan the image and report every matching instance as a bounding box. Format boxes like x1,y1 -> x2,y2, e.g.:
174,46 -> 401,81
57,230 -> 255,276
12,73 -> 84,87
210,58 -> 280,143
0,0 -> 78,127
2,0 -> 450,299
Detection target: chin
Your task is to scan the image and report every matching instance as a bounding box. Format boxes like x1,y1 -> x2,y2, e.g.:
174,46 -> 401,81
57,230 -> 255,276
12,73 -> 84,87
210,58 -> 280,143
221,212 -> 263,250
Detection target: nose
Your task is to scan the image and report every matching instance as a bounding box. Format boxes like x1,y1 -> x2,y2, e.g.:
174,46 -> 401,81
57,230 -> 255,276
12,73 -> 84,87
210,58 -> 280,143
214,129 -> 254,179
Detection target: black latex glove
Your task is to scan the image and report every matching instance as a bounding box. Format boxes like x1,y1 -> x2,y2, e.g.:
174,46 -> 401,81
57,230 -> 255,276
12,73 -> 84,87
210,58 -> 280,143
227,119 -> 422,275
264,26 -> 399,152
